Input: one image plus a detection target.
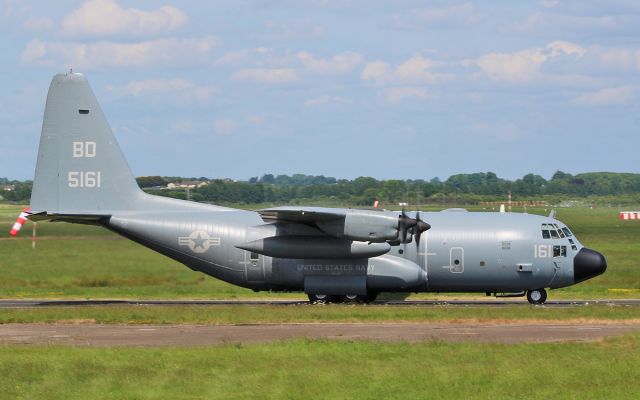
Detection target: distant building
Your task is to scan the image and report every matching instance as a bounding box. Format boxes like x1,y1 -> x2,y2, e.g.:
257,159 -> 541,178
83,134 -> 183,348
167,180 -> 209,189
1,184 -> 15,191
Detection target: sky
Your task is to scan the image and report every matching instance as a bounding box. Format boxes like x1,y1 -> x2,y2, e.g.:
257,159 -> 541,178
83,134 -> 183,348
1,0 -> 639,181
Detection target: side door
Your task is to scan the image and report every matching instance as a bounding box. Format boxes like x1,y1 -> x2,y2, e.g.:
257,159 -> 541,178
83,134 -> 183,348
244,251 -> 265,282
449,247 -> 464,273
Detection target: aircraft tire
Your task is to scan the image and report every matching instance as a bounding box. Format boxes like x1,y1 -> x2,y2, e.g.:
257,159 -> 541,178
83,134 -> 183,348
526,288 -> 547,305
308,294 -> 336,304
358,292 -> 378,304
342,294 -> 359,303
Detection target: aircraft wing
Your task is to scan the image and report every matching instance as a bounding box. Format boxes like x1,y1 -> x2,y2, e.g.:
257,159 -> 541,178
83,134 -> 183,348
257,206 -> 345,223
257,206 -> 402,243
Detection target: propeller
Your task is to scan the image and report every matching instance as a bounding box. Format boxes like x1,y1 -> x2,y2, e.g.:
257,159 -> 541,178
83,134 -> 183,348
411,209 -> 431,246
395,199 -> 431,246
398,206 -> 417,244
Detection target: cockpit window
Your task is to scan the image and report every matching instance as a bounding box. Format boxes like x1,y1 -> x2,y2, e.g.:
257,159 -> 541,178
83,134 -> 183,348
553,245 -> 568,257
541,223 -> 568,240
562,227 -> 572,237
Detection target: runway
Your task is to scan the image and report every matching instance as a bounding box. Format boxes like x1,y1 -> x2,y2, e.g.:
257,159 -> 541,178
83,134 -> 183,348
1,322 -> 638,346
0,298 -> 639,308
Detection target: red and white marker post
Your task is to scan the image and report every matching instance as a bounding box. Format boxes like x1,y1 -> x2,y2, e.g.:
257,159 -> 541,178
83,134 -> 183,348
620,211 -> 640,220
9,207 -> 30,236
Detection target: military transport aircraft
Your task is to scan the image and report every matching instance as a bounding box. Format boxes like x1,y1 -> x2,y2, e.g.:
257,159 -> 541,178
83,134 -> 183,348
27,72 -> 607,304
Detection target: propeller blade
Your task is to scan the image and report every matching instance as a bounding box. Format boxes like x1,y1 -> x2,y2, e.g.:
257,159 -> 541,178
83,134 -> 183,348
412,208 -> 431,247
398,207 -> 417,244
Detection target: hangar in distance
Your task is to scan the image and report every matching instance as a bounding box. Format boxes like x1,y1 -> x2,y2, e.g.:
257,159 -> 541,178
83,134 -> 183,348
27,72 -> 607,304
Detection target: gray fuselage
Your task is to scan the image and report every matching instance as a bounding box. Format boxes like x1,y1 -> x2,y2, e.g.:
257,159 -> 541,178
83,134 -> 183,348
105,200 -> 595,295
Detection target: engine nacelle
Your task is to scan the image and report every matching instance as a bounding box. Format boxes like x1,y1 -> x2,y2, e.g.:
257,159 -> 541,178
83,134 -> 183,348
237,236 -> 391,259
316,210 -> 398,242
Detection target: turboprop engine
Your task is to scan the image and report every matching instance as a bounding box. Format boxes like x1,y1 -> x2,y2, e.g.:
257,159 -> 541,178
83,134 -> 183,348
315,210 -> 400,242
238,207 -> 431,260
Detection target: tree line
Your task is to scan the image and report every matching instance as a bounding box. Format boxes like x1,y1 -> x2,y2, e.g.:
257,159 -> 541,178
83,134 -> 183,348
3,172 -> 640,205
136,171 -> 640,206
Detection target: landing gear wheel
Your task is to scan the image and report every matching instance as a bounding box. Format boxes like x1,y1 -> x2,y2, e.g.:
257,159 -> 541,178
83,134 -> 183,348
342,294 -> 359,303
308,294 -> 335,304
359,292 -> 378,304
527,288 -> 547,305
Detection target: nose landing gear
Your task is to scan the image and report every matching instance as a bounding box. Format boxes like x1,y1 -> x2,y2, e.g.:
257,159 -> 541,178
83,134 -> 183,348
526,288 -> 547,305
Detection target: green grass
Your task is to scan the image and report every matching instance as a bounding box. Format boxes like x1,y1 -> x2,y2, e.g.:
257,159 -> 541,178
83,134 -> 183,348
1,204 -> 639,300
1,335 -> 640,399
1,304 -> 639,325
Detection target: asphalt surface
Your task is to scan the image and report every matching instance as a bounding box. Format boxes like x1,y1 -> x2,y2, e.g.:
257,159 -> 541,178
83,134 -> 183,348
0,299 -> 639,308
1,322 -> 638,346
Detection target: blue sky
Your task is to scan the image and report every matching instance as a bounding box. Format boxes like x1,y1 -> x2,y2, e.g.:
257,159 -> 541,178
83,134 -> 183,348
1,0 -> 639,181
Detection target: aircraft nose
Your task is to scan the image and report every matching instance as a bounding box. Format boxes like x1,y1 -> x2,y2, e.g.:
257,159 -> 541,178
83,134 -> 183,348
573,248 -> 607,284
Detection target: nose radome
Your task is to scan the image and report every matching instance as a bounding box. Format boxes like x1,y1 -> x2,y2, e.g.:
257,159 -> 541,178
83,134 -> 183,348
574,248 -> 607,284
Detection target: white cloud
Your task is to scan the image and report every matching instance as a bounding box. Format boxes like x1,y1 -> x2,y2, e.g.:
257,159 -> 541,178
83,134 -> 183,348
20,36 -> 219,69
217,48 -> 362,78
381,86 -> 431,104
304,95 -> 351,106
214,119 -> 236,135
547,40 -> 586,57
362,56 -> 450,85
61,0 -> 187,37
362,61 -> 390,82
111,79 -> 216,101
573,86 -> 634,106
231,68 -> 299,84
296,51 -> 363,74
473,41 -> 585,83
475,49 -> 547,83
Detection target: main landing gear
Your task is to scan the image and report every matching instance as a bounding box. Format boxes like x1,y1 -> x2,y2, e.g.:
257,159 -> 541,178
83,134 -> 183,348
308,293 -> 378,304
526,288 -> 547,305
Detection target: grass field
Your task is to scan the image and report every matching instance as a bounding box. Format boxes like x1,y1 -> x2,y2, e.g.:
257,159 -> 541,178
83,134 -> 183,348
1,204 -> 639,399
1,335 -> 639,399
1,203 -> 639,300
1,303 -> 639,324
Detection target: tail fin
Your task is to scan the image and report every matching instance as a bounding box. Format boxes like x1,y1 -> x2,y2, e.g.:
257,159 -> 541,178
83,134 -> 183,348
30,72 -> 143,215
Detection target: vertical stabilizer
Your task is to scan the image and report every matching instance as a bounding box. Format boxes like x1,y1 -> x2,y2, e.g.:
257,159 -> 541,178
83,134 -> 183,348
30,72 -> 143,214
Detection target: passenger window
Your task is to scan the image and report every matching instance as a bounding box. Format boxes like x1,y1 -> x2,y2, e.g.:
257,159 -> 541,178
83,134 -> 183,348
550,230 -> 559,239
542,230 -> 550,239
